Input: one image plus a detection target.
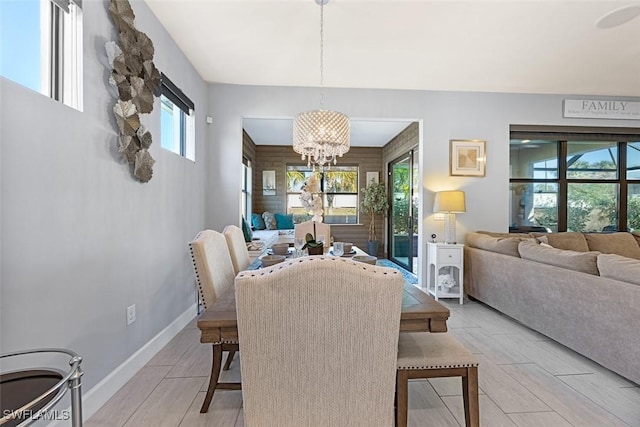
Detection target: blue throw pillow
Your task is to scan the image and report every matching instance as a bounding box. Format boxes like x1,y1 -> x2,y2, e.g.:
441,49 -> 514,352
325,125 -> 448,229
274,213 -> 295,230
251,213 -> 266,230
241,217 -> 253,242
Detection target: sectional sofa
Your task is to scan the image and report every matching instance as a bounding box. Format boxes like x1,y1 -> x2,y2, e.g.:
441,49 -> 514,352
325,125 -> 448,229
464,231 -> 640,385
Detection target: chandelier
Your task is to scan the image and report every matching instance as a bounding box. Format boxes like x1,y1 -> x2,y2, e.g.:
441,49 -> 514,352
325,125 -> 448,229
293,0 -> 350,169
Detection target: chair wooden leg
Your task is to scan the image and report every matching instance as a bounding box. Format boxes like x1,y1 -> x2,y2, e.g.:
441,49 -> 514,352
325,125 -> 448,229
200,344 -> 223,413
223,349 -> 235,371
396,370 -> 409,427
462,367 -> 480,427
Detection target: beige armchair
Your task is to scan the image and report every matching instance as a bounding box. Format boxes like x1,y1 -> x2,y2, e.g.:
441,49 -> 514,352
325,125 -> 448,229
294,220 -> 330,244
223,225 -> 251,274
235,256 -> 404,427
188,230 -> 239,411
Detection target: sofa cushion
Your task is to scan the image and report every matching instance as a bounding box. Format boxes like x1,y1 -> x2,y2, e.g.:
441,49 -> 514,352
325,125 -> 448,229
241,217 -> 253,242
597,254 -> 640,285
251,213 -> 266,230
518,241 -> 600,275
533,232 -> 589,252
274,213 -> 294,230
585,232 -> 640,260
477,231 -> 532,238
466,233 -> 533,257
262,211 -> 277,230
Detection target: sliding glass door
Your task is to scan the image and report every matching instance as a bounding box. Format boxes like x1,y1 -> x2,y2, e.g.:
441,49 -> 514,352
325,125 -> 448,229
388,149 -> 418,273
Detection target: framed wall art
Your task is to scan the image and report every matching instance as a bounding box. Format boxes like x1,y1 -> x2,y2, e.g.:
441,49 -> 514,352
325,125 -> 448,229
263,170 -> 276,195
450,139 -> 486,177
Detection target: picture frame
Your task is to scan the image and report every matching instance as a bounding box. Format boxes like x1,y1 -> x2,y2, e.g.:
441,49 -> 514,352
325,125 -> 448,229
449,139 -> 486,177
366,171 -> 379,185
262,170 -> 276,196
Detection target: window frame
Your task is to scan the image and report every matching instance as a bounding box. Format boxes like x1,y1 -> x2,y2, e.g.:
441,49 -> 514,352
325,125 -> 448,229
509,126 -> 640,232
1,0 -> 83,109
285,165 -> 360,224
159,73 -> 195,160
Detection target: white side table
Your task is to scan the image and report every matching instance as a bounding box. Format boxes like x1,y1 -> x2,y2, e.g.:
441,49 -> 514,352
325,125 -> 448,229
426,242 -> 464,304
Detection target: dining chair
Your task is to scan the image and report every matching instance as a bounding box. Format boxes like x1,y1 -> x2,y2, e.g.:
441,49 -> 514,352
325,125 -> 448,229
223,224 -> 251,274
396,332 -> 479,427
235,256 -> 404,427
294,220 -> 331,244
188,230 -> 239,411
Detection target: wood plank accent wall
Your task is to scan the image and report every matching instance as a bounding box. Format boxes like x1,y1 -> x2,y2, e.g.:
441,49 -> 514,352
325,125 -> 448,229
242,130 -> 256,163
381,122 -> 419,167
248,144 -> 384,255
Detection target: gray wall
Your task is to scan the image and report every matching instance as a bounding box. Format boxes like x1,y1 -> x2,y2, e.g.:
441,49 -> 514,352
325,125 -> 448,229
206,84 -> 640,283
0,0 -> 208,391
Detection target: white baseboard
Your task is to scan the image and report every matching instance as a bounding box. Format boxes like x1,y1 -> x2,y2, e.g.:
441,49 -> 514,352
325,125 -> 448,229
48,303 -> 197,426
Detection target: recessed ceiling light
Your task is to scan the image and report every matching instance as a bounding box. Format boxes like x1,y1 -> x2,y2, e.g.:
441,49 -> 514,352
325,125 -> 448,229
595,4 -> 640,29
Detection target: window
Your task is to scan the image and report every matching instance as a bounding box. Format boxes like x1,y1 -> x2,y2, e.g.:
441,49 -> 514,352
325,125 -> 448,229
509,128 -> 640,233
242,158 -> 252,220
0,0 -> 83,109
160,73 -> 195,160
286,166 -> 359,224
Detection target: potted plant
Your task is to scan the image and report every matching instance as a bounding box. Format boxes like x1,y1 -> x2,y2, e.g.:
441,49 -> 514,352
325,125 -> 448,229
303,222 -> 324,255
361,182 -> 389,256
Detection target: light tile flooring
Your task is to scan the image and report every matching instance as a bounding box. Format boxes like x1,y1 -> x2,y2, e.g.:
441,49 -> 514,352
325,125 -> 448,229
86,295 -> 640,426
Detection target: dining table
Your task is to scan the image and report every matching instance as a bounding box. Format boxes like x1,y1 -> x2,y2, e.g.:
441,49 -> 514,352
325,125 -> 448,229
196,249 -> 450,413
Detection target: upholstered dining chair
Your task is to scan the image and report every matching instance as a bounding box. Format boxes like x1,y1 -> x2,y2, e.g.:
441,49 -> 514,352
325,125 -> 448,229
223,224 -> 251,274
188,230 -> 239,408
396,332 -> 479,427
294,220 -> 331,244
235,256 -> 404,427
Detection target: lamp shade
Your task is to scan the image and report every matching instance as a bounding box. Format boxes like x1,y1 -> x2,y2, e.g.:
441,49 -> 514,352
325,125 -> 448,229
433,191 -> 466,213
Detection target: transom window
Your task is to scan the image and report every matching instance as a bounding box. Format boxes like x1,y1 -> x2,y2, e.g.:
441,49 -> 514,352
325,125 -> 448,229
160,73 -> 195,160
509,127 -> 640,233
286,166 -> 359,224
0,0 -> 83,109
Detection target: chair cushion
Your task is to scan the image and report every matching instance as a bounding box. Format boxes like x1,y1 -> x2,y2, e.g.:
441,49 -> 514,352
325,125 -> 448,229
274,213 -> 294,230
518,241 -> 600,275
251,213 -> 266,230
241,217 -> 253,242
597,254 -> 640,286
262,211 -> 277,230
585,232 -> 640,260
397,332 -> 478,370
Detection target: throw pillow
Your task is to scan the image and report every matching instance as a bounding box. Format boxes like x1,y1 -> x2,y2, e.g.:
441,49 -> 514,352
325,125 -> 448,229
241,217 -> 253,242
262,211 -> 277,230
274,213 -> 295,230
251,213 -> 266,230
518,241 -> 600,275
597,254 -> 640,285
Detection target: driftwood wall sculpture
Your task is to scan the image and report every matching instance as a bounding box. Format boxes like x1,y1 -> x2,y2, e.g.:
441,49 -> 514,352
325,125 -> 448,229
106,0 -> 161,183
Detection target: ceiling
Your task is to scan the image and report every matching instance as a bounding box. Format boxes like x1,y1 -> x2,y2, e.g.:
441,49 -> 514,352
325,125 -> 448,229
144,0 -> 640,145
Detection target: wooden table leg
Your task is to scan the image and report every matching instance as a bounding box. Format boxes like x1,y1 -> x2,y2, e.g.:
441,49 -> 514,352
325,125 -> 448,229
200,344 -> 223,413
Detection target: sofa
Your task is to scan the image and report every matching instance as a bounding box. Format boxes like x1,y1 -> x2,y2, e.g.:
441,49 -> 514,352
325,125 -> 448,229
464,231 -> 640,385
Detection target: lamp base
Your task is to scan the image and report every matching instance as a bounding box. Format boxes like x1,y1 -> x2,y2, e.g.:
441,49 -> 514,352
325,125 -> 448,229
443,213 -> 457,244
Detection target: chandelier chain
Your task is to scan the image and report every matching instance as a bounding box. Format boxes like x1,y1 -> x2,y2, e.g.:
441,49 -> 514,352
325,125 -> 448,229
319,1 -> 324,110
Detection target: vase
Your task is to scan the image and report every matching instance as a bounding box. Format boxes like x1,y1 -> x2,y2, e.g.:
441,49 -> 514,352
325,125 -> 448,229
307,245 -> 323,255
367,240 -> 380,256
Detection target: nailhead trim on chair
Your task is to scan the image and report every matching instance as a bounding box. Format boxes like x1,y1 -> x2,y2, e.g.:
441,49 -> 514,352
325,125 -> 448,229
398,362 -> 479,370
189,231 -> 208,310
236,255 -> 399,278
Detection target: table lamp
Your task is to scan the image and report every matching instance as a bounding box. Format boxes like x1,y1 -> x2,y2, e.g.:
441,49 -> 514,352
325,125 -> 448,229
433,190 -> 466,244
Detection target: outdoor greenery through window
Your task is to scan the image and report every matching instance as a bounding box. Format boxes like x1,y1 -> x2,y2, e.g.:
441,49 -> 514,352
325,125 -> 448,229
509,129 -> 640,233
0,0 -> 83,109
286,166 -> 359,224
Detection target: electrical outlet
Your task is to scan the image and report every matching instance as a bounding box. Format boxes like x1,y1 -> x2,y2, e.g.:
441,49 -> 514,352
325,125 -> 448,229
127,304 -> 136,325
